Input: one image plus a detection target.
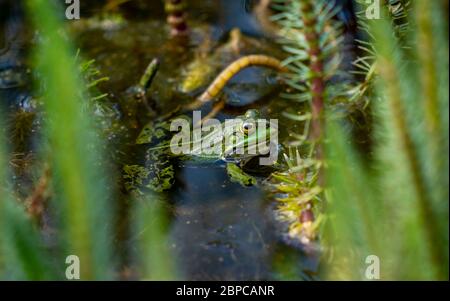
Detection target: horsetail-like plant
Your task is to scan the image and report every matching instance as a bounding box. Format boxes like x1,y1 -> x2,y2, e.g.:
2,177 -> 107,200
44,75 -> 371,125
269,0 -> 344,248
187,54 -> 287,110
325,0 -> 449,280
24,0 -> 115,279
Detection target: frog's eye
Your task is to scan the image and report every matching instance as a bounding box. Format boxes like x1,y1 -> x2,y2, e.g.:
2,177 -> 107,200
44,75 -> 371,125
241,122 -> 255,135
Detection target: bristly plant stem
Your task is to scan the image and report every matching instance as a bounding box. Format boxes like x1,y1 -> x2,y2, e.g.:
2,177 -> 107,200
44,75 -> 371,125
300,1 -> 325,163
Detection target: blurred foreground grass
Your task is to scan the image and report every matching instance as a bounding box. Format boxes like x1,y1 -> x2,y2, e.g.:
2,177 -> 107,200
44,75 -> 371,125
0,0 -> 175,280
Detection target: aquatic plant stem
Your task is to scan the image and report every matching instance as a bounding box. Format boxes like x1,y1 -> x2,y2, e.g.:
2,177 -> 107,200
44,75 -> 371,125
187,55 -> 286,110
373,11 -> 447,279
300,1 -> 326,168
139,58 -> 160,91
414,0 -> 449,204
0,117 -> 56,279
196,100 -> 226,127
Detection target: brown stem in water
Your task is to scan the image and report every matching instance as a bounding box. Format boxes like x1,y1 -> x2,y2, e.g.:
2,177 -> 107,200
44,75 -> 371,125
165,0 -> 189,37
186,55 -> 287,111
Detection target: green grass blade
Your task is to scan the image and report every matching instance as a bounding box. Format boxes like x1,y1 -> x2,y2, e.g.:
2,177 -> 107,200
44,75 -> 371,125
134,193 -> 177,280
25,0 -> 115,279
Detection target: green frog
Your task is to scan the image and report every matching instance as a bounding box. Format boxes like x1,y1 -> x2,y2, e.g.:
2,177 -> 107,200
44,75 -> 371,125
123,109 -> 278,193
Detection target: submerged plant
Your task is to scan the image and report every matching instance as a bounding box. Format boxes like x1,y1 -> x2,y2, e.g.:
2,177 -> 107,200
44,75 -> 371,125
273,0 -> 345,149
164,0 -> 189,37
0,0 -> 175,280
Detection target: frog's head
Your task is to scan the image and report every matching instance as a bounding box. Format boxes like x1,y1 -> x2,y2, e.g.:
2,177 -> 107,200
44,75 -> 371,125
221,109 -> 278,166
